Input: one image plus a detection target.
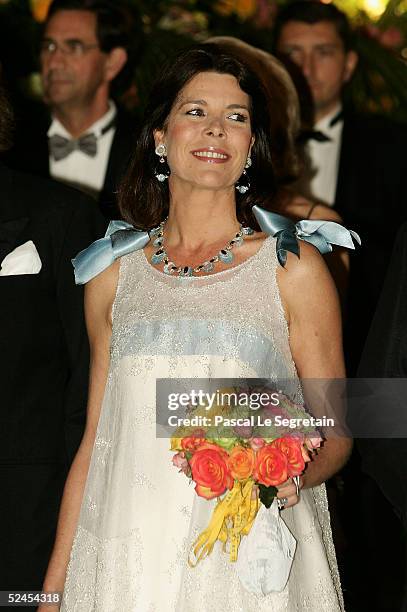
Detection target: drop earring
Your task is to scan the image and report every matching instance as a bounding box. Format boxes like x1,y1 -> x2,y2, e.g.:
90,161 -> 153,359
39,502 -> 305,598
235,156 -> 252,194
154,143 -> 170,182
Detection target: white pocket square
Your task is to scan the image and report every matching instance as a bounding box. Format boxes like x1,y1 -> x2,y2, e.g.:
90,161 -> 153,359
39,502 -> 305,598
0,240 -> 42,276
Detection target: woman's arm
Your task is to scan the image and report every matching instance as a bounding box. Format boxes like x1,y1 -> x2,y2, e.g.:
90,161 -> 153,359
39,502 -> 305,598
308,203 -> 350,311
38,260 -> 120,609
277,242 -> 352,490
280,193 -> 350,310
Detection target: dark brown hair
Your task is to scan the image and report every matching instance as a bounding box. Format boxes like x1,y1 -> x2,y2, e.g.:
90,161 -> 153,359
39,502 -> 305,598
119,44 -> 298,230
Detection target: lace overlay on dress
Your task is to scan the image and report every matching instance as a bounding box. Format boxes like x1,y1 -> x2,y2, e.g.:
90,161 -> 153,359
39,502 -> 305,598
61,237 -> 344,612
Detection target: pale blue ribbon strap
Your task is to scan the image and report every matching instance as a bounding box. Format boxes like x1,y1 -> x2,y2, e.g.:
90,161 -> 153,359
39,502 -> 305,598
252,205 -> 361,267
72,220 -> 150,284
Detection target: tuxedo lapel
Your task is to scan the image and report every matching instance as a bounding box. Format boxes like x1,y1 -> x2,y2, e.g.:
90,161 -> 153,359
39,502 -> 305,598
30,112 -> 51,178
34,129 -> 51,179
0,217 -> 30,262
102,127 -> 122,200
334,117 -> 353,217
0,164 -> 30,261
99,109 -> 137,218
2,111 -> 51,179
102,111 -> 135,194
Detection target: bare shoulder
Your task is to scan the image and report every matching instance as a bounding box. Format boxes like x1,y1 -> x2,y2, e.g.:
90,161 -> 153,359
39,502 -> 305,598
85,259 -> 121,332
276,241 -> 339,323
277,240 -> 330,284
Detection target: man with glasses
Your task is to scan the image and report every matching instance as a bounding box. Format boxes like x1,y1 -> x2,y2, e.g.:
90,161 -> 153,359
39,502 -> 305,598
8,0 -> 142,219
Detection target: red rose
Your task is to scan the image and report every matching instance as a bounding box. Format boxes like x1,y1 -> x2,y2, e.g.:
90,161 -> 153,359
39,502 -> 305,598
253,445 -> 288,487
189,443 -> 233,500
271,437 -> 305,478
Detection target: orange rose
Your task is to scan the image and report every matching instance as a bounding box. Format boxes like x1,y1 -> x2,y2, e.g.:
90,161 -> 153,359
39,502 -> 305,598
271,437 -> 305,478
190,443 -> 233,500
227,445 -> 255,480
253,445 -> 288,487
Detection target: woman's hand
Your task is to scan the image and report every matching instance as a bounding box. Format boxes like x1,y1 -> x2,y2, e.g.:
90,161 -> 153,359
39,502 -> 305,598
251,476 -> 304,509
276,476 -> 304,509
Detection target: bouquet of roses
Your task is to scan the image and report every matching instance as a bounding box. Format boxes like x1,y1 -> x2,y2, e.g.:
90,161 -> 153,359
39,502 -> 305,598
170,388 -> 322,566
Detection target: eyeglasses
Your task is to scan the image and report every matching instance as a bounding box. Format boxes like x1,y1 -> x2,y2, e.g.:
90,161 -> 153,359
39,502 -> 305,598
40,39 -> 99,58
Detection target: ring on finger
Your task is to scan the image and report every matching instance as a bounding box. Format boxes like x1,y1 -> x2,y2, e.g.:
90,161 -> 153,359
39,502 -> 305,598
277,496 -> 289,510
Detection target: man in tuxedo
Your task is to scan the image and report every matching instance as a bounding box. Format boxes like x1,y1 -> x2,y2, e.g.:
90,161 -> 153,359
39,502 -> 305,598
7,0 -> 141,219
274,5 -> 407,609
0,81 -> 105,606
357,223 -> 407,530
353,225 -> 407,612
274,0 -> 407,373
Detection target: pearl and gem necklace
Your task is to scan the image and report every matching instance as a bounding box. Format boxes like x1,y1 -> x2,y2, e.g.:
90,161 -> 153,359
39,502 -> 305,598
150,220 -> 254,277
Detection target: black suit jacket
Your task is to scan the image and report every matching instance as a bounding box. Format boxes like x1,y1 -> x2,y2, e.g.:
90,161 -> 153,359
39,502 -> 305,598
0,163 -> 106,593
334,114 -> 407,374
5,107 -> 137,220
356,222 -> 407,529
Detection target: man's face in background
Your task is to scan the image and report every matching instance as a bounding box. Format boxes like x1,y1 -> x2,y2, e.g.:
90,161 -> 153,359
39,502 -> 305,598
276,20 -> 357,120
40,10 -> 109,111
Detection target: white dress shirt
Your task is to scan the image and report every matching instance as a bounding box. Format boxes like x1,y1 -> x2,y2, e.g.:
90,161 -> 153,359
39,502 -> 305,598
48,101 -> 117,198
305,105 -> 344,207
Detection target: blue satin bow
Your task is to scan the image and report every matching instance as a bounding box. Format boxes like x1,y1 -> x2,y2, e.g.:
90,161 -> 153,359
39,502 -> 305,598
72,207 -> 361,284
72,220 -> 150,285
252,205 -> 360,267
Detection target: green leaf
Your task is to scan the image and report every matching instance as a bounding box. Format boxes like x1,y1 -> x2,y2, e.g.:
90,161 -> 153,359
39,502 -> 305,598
258,484 -> 278,509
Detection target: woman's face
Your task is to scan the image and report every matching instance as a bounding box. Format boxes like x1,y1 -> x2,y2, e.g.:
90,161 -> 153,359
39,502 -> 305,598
155,71 -> 254,191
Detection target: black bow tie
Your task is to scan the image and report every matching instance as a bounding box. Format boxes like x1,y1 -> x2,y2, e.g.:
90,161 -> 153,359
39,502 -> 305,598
297,129 -> 332,144
329,109 -> 344,127
297,110 -> 344,145
48,115 -> 116,161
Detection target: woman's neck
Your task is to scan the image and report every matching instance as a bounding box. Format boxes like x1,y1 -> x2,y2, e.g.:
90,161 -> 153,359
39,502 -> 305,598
164,183 -> 240,252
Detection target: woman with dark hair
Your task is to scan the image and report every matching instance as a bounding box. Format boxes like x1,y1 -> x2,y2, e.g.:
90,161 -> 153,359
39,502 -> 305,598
41,45 -> 355,611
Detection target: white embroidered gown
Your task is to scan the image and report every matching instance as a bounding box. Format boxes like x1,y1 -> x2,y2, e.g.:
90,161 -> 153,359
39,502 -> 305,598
61,237 -> 344,611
